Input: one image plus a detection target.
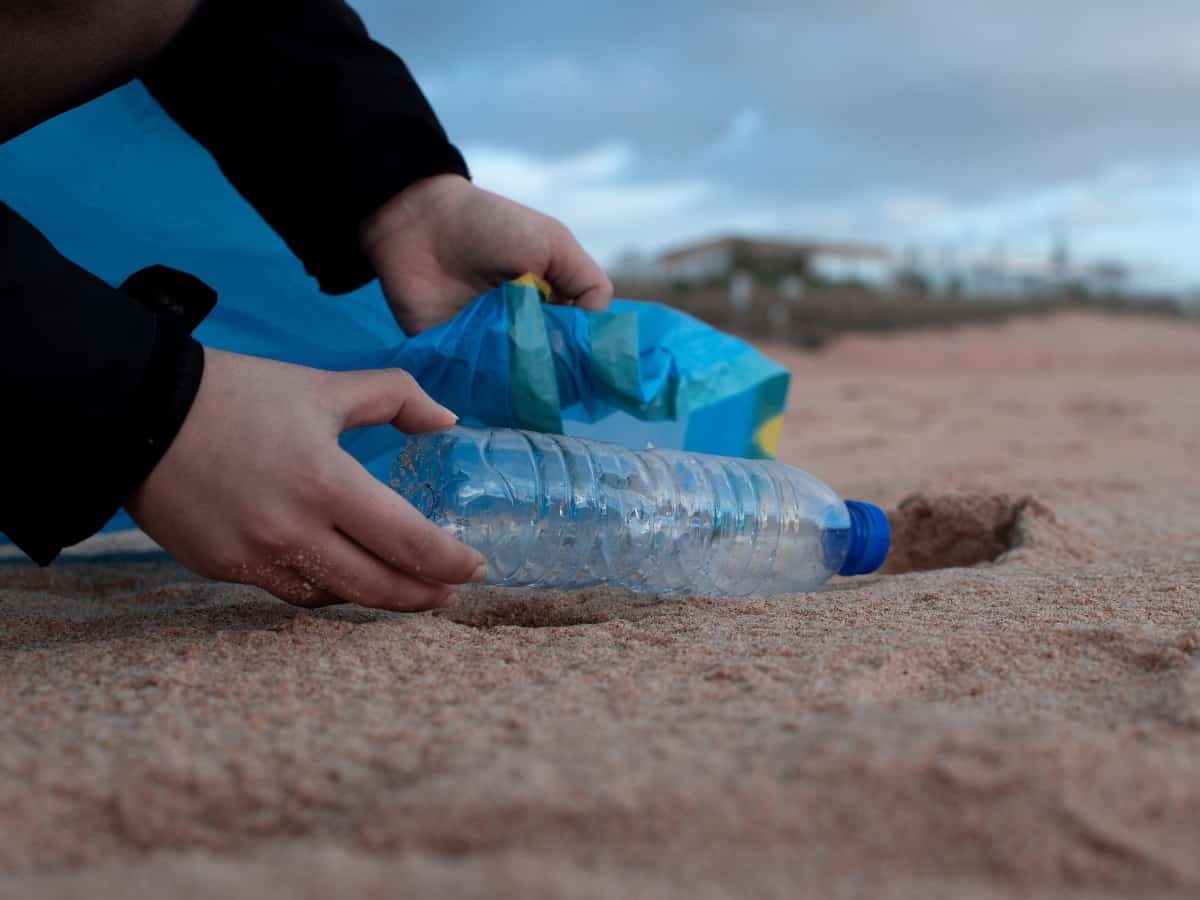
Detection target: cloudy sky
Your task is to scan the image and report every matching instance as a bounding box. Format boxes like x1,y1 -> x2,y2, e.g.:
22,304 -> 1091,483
357,0 -> 1200,291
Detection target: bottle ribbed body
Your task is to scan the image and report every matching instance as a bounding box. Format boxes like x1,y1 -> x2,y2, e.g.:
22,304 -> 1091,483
393,427 -> 873,595
391,426 -> 858,597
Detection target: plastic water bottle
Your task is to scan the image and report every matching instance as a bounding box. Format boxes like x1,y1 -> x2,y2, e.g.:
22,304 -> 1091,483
391,427 -> 890,597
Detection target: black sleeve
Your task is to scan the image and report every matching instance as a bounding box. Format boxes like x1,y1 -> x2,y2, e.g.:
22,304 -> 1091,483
141,0 -> 470,295
0,202 -> 208,564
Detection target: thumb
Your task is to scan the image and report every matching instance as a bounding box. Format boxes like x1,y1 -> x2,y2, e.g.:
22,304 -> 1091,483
332,369 -> 458,433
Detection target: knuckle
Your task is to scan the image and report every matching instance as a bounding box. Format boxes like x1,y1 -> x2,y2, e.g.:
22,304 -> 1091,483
315,373 -> 347,418
395,524 -> 438,566
388,368 -> 417,391
301,461 -> 344,505
244,513 -> 297,556
550,217 -> 574,242
536,215 -> 568,247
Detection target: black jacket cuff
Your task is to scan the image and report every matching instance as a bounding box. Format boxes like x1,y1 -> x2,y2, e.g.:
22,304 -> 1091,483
0,201 -> 213,564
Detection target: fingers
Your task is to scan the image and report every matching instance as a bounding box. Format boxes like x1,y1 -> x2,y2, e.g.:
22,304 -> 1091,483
279,534 -> 460,611
254,567 -> 340,609
328,452 -> 487,587
541,219 -> 614,312
331,367 -> 457,433
296,367 -> 485,611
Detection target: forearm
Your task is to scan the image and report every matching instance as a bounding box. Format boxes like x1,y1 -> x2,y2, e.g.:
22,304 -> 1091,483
142,0 -> 469,295
0,0 -> 200,143
0,202 -> 208,563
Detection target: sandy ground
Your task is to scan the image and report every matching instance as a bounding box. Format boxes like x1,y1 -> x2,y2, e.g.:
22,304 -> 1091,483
2,311 -> 1200,899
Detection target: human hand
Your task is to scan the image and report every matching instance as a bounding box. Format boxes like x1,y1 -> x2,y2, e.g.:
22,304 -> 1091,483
126,348 -> 487,610
359,174 -> 613,335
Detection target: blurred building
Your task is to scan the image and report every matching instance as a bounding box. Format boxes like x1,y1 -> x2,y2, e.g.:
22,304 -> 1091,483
609,248 -> 662,281
653,235 -> 894,289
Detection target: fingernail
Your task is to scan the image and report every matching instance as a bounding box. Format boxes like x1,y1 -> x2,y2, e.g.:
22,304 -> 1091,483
470,562 -> 488,583
436,403 -> 459,424
438,589 -> 460,608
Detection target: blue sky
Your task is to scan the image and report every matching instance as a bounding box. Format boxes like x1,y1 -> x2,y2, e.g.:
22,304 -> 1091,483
356,1 -> 1200,292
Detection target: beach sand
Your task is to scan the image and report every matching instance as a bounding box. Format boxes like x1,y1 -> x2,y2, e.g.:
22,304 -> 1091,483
3,311 -> 1200,899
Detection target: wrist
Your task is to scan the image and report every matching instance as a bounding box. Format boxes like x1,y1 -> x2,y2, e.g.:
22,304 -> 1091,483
358,174 -> 472,260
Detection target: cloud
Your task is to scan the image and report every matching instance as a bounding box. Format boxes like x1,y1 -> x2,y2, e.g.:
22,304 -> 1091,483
465,142 -> 1200,291
464,143 -> 712,260
709,108 -> 767,158
355,0 -> 1200,289
881,193 -> 953,231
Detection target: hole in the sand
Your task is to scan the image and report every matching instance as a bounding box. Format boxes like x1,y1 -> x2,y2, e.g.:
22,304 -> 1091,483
882,493 -> 1057,574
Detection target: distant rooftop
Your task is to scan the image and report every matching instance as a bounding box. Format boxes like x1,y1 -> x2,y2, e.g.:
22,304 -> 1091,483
657,235 -> 891,264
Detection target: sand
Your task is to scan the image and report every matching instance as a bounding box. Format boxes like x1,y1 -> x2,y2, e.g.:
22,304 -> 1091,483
2,311 -> 1200,899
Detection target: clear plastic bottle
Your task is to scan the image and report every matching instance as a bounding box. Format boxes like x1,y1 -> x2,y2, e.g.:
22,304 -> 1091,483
391,426 -> 890,597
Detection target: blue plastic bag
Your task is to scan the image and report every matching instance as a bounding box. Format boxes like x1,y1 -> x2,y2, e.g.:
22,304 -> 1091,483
0,83 -> 788,548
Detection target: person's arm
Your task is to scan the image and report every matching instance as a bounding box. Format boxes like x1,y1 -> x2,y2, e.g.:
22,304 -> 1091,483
141,0 -> 468,296
0,201 -> 206,563
2,201 -> 486,606
141,0 -> 613,333
2,0 -> 549,600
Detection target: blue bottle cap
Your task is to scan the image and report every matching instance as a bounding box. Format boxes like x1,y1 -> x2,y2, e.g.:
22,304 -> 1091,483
838,501 -> 891,576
